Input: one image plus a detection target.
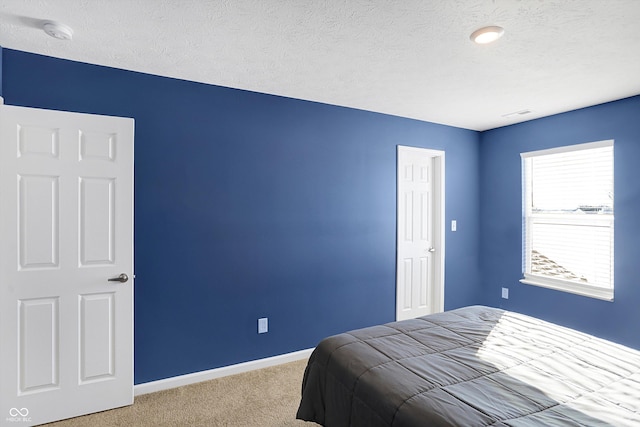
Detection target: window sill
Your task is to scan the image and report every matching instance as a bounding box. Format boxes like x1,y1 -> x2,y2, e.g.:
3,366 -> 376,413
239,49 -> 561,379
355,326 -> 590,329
520,276 -> 614,302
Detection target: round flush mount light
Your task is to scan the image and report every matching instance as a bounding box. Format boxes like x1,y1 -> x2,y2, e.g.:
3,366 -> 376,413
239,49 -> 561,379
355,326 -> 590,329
43,21 -> 74,41
470,25 -> 504,44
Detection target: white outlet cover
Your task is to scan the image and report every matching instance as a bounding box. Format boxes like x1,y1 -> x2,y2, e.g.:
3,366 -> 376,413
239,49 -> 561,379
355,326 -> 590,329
501,288 -> 509,299
258,317 -> 268,334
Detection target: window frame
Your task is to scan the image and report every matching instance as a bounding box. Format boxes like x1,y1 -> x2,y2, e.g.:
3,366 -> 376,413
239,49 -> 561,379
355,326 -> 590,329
520,140 -> 614,301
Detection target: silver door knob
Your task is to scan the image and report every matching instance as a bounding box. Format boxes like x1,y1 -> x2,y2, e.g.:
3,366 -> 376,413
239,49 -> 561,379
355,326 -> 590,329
427,247 -> 436,252
108,273 -> 129,283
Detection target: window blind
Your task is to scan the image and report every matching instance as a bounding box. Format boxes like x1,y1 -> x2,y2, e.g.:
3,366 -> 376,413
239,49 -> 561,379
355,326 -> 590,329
521,140 -> 614,296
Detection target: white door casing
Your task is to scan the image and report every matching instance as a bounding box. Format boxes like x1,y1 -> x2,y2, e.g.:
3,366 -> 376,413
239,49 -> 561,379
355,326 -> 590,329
396,146 -> 444,321
0,105 -> 134,426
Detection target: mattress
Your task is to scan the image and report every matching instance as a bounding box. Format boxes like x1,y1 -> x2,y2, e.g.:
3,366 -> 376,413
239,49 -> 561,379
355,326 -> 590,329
296,305 -> 640,426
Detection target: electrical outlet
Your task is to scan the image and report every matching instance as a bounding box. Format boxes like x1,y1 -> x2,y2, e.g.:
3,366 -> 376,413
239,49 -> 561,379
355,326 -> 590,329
501,287 -> 509,299
258,317 -> 268,334
451,220 -> 457,232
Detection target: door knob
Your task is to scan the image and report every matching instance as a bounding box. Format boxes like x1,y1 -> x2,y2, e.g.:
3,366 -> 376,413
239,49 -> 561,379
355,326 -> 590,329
108,273 -> 129,283
427,247 -> 436,252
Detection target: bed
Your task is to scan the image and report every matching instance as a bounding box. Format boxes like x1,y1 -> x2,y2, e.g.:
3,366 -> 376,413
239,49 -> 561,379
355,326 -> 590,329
296,305 -> 640,426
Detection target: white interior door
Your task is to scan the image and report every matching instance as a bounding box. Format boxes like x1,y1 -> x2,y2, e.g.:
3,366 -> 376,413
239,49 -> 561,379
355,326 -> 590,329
396,146 -> 444,321
0,105 -> 134,425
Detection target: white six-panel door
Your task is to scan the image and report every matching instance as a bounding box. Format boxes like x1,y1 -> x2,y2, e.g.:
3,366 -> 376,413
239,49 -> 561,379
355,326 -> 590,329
396,146 -> 444,321
0,105 -> 134,426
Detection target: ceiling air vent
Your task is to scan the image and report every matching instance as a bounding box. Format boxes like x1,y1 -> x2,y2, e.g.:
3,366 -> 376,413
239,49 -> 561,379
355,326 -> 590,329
502,109 -> 532,119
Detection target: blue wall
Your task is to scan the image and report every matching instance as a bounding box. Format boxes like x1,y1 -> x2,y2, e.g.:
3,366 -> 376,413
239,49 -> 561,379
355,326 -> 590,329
2,49 -> 482,384
0,45 -> 3,97
480,96 -> 640,349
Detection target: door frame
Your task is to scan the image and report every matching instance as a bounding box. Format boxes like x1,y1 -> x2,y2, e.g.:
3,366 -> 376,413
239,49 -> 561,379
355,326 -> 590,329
396,145 -> 445,320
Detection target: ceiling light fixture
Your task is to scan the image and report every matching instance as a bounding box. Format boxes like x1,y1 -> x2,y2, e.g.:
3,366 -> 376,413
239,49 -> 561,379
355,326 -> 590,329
470,26 -> 504,44
43,21 -> 74,41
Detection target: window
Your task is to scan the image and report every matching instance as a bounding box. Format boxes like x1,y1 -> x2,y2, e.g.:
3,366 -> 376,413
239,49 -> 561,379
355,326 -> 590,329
521,140 -> 614,301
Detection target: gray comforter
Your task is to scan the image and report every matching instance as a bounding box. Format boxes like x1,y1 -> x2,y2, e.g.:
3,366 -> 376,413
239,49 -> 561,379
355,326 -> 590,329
296,305 -> 640,426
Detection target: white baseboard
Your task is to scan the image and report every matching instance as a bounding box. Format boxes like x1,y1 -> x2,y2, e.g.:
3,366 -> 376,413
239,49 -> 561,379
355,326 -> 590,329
134,348 -> 314,396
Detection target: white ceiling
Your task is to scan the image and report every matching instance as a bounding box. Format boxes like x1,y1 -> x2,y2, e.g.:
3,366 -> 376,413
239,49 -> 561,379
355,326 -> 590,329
1,1 -> 639,131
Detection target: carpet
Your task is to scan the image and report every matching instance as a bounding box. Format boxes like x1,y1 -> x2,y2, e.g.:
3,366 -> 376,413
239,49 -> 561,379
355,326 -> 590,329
43,359 -> 318,426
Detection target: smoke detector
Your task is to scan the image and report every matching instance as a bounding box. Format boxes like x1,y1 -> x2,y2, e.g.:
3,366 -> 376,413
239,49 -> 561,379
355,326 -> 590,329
43,21 -> 74,40
470,26 -> 504,44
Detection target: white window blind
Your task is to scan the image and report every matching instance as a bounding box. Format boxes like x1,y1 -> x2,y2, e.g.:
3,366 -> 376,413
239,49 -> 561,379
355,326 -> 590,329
521,140 -> 614,300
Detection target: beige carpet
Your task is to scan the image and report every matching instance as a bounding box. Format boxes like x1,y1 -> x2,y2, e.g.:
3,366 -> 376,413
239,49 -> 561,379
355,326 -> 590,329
43,359 -> 319,427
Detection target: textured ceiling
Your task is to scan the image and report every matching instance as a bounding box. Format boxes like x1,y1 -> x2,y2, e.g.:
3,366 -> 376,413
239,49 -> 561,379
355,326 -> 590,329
1,0 -> 639,131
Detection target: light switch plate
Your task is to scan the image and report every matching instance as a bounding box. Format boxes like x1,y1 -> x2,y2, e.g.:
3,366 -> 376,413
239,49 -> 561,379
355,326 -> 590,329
451,220 -> 457,232
501,287 -> 509,299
